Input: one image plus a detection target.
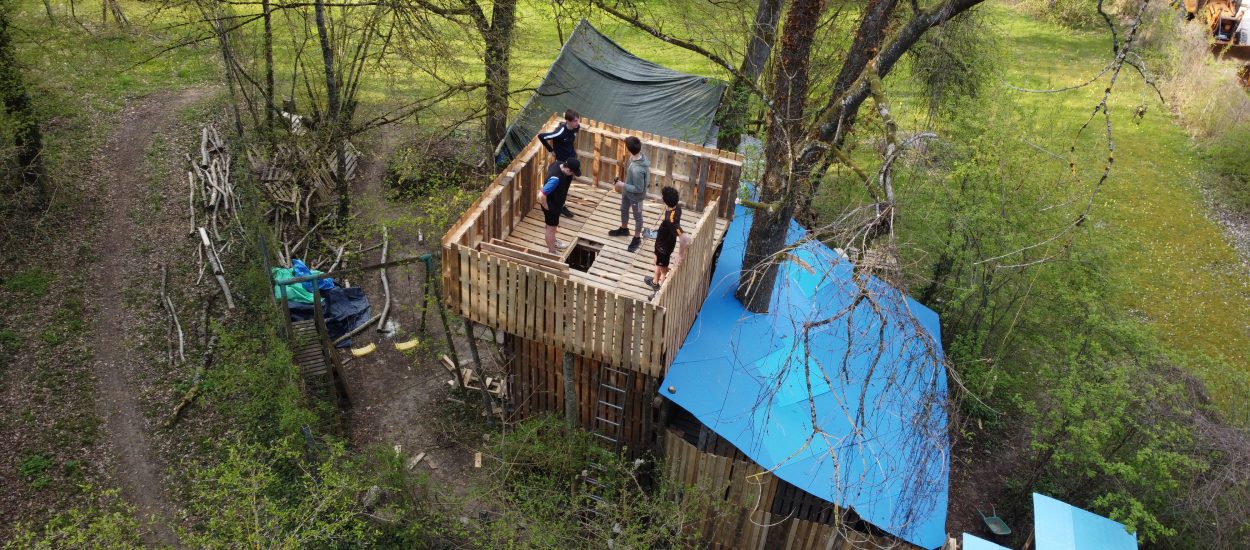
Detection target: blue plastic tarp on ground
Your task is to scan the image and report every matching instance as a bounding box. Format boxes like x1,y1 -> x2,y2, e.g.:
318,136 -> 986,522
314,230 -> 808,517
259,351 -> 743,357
662,205 -> 949,549
288,286 -> 372,348
1033,493 -> 1138,550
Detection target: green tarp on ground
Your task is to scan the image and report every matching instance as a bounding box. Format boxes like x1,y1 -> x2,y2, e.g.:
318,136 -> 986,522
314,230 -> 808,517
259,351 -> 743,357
497,20 -> 726,162
272,267 -> 319,304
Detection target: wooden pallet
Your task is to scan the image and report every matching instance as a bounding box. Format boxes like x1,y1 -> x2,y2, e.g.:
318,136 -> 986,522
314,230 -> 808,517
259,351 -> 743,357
290,319 -> 333,399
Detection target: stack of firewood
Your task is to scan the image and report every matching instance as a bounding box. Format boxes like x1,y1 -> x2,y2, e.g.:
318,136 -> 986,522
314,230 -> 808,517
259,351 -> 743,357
187,125 -> 239,243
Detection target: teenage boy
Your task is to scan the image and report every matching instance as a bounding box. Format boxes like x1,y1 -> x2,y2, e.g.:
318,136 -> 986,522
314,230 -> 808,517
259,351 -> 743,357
538,158 -> 581,255
537,109 -> 581,219
609,136 -> 648,253
645,186 -> 682,290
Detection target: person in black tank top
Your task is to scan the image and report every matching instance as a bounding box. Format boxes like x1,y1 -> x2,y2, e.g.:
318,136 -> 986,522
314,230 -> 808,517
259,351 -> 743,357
645,186 -> 683,291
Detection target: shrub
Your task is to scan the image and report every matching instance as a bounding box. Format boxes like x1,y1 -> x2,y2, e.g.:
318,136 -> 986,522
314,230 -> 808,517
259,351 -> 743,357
1020,0 -> 1106,29
4,487 -> 143,549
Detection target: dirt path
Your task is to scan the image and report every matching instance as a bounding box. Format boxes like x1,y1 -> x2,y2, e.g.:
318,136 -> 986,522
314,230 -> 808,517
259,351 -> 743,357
87,88 -> 212,547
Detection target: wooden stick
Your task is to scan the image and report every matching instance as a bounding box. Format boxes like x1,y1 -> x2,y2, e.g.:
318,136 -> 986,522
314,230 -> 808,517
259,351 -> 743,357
327,244 -> 347,273
160,265 -> 186,363
198,227 -> 236,309
187,171 -> 197,236
377,226 -> 392,333
332,314 -> 382,346
163,331 -> 218,428
200,126 -> 210,168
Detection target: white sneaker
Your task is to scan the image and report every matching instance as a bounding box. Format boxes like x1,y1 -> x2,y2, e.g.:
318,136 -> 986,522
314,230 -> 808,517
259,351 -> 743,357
554,240 -> 568,250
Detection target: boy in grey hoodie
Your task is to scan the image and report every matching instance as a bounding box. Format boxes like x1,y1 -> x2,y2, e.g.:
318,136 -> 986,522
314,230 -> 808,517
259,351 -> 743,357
609,136 -> 649,252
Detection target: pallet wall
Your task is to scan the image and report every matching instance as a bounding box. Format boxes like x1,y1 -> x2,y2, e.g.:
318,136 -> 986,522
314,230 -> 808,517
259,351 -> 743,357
506,334 -> 661,454
663,431 -> 920,550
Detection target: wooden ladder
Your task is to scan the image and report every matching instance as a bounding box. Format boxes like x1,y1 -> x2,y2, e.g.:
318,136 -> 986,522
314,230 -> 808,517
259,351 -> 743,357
591,364 -> 633,451
581,364 -> 634,519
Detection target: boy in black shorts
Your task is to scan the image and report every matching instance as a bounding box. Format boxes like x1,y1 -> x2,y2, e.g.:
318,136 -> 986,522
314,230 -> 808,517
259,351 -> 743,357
538,158 -> 580,254
644,186 -> 682,290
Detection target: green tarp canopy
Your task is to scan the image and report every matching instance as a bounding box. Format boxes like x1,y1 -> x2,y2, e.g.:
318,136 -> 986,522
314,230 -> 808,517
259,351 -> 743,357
497,20 -> 726,162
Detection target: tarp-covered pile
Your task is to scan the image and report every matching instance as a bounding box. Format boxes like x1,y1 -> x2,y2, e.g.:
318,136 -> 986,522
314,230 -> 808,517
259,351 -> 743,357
273,259 -> 372,347
497,20 -> 726,161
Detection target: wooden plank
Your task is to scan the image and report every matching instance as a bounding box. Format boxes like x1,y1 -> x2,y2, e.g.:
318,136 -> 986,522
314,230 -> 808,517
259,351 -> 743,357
479,241 -> 569,276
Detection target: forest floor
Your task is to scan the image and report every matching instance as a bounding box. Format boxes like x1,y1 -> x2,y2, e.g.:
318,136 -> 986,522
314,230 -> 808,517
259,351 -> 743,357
334,127 -> 503,495
83,87 -> 215,547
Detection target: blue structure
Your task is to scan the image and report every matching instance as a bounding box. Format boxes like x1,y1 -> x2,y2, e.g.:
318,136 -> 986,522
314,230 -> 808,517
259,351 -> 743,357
962,533 -> 1009,550
1033,493 -> 1138,550
661,206 -> 949,549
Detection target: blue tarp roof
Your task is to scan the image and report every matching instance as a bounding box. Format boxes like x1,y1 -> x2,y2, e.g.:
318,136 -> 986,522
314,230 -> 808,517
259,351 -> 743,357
963,533 -> 1010,550
662,205 -> 949,549
1033,493 -> 1138,550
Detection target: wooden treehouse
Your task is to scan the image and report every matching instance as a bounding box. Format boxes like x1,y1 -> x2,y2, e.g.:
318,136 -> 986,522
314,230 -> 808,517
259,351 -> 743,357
441,115 -> 743,451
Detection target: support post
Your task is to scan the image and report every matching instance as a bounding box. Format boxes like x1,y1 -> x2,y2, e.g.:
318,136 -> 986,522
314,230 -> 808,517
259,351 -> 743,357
435,278 -> 465,391
563,351 -> 576,424
463,319 -> 496,424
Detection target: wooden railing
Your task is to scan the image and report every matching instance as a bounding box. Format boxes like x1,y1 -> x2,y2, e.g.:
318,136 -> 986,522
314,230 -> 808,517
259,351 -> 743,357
444,243 -> 669,376
574,119 -> 743,221
441,116 -> 743,376
654,199 -> 720,363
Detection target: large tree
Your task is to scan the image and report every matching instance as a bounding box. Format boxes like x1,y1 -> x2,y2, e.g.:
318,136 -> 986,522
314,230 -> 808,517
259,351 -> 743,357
411,0 -> 518,149
597,0 -> 988,312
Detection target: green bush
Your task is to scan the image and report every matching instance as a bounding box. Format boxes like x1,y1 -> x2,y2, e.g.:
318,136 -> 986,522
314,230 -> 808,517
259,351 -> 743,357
1204,124 -> 1250,214
179,436 -> 379,548
909,7 -> 1001,119
1020,0 -> 1105,29
4,487 -> 143,549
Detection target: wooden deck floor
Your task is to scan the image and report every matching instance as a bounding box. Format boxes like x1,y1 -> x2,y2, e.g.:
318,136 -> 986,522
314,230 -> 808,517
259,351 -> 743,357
502,182 -> 728,302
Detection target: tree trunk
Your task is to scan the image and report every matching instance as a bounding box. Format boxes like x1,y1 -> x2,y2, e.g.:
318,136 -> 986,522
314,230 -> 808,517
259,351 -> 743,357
483,0 -> 516,151
211,15 -> 246,138
263,0 -> 275,138
716,0 -> 784,153
797,0 -> 983,221
734,0 -> 825,313
41,0 -> 53,22
0,3 -> 46,206
314,0 -> 349,220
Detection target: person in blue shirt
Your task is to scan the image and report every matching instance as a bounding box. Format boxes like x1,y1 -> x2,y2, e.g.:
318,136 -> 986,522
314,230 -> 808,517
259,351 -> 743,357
538,158 -> 580,254
537,109 -> 580,219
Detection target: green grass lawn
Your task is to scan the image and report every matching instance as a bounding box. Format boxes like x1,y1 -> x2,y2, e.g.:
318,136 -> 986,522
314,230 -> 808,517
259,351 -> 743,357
959,8 -> 1250,411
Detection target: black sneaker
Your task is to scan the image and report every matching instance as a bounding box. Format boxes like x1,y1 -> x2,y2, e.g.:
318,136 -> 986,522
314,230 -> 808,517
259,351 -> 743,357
627,237 -> 641,252
608,227 -> 629,237
644,276 -> 661,290
561,206 -> 574,219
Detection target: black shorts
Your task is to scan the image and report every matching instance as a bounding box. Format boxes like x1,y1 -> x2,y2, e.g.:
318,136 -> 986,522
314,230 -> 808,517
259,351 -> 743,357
542,204 -> 562,227
654,247 -> 673,268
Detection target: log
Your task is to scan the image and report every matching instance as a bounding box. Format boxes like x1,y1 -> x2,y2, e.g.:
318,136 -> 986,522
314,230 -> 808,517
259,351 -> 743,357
198,227 -> 236,309
187,171 -> 197,235
160,265 -> 185,364
377,226 -> 392,333
163,331 -> 218,428
200,126 -> 210,168
332,313 -> 382,346
327,244 -> 347,273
